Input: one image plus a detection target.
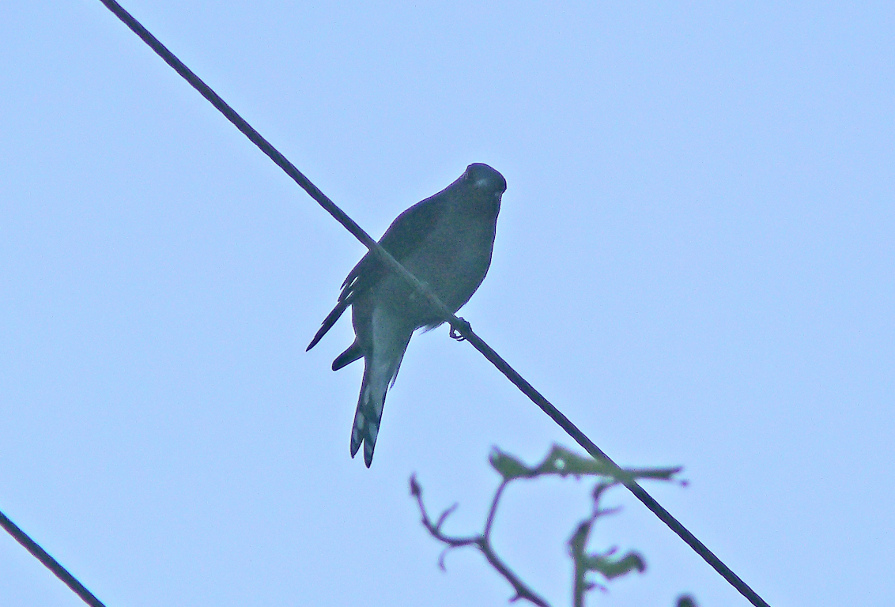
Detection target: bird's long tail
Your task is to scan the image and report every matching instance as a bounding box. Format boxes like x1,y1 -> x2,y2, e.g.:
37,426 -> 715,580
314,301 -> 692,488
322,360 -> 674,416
350,332 -> 410,467
349,379 -> 385,468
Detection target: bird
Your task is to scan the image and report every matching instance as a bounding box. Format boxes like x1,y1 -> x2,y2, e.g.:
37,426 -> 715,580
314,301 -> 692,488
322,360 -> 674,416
307,163 -> 506,467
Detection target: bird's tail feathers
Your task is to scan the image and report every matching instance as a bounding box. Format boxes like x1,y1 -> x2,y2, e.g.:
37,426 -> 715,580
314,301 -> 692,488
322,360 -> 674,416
350,340 -> 408,467
350,379 -> 387,468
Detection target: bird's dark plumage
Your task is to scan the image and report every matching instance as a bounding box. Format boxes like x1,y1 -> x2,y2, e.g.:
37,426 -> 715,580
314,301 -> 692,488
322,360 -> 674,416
307,163 -> 506,466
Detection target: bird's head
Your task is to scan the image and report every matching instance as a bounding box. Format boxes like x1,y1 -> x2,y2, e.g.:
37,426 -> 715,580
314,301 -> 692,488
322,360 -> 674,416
464,163 -> 507,199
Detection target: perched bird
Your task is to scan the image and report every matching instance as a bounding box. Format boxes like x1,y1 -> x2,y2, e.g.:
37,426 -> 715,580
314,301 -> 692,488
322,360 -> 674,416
307,163 -> 506,467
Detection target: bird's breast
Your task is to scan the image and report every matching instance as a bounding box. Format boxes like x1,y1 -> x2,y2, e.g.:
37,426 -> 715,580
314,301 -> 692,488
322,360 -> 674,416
375,215 -> 497,326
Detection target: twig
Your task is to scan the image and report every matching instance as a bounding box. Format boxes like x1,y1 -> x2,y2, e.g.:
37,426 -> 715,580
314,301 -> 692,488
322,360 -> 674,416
410,476 -> 551,607
412,446 -> 680,607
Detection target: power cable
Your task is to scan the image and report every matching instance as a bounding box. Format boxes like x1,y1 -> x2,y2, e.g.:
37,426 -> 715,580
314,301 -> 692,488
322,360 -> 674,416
0,509 -> 106,607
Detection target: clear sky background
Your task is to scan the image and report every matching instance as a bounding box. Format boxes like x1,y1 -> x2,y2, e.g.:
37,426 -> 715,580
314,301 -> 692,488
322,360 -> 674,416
2,2 -> 892,606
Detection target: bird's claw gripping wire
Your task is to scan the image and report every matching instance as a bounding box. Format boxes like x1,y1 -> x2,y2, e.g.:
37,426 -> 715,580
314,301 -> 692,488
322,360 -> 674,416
450,318 -> 471,341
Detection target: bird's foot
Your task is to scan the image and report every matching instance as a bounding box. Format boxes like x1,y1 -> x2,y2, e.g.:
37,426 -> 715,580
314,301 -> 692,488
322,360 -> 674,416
450,318 -> 471,341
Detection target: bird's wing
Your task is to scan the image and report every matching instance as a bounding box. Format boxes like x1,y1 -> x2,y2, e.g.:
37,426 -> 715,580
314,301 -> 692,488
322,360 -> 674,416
306,298 -> 351,351
306,193 -> 447,351
339,193 -> 446,301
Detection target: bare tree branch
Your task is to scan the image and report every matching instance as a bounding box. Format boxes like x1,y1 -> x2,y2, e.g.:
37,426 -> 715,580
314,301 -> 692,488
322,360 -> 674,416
411,475 -> 551,607
411,446 -> 684,606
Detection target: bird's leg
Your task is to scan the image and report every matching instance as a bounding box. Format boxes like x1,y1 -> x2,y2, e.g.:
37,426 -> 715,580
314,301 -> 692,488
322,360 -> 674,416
449,318 -> 471,341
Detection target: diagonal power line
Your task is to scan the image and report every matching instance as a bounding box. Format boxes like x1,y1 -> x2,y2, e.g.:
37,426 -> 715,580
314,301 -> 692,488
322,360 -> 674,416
84,2 -> 770,606
0,509 -> 106,607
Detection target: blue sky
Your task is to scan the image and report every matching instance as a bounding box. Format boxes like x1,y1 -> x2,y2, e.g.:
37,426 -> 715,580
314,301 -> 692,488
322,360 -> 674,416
2,2 -> 893,606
